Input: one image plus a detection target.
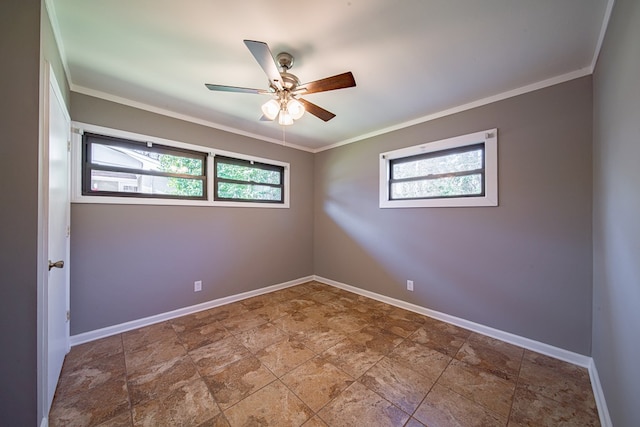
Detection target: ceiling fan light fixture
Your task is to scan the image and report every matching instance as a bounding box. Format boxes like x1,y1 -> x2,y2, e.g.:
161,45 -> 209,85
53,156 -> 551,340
261,99 -> 280,120
287,98 -> 305,120
278,111 -> 294,126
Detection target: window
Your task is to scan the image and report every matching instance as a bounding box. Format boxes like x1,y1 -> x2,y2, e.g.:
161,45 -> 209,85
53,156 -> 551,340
82,133 -> 207,200
72,123 -> 290,208
214,156 -> 284,203
380,129 -> 498,208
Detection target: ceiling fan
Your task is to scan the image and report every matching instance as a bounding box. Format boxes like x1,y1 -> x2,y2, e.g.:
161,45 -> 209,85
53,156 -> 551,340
205,40 -> 356,125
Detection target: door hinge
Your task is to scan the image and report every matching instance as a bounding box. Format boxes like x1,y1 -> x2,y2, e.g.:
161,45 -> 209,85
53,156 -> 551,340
66,225 -> 71,238
67,140 -> 71,152
66,311 -> 70,322
71,127 -> 83,135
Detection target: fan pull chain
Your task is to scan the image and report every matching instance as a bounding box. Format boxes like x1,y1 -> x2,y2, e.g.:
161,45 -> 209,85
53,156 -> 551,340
282,125 -> 286,146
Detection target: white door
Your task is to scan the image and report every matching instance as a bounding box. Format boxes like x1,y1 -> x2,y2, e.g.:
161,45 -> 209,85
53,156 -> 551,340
46,64 -> 71,410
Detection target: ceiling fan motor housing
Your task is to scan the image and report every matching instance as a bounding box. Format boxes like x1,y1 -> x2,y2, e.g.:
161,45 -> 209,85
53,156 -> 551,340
276,52 -> 294,70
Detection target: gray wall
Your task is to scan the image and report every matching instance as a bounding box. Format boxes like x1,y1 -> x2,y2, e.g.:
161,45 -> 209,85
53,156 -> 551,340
592,0 -> 640,425
314,77 -> 593,355
0,0 -> 56,424
70,93 -> 314,334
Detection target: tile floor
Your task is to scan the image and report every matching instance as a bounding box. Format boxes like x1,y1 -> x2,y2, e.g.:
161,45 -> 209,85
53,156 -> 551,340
50,281 -> 601,426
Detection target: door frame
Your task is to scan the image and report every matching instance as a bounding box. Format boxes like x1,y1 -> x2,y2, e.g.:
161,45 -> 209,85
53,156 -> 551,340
37,60 -> 71,426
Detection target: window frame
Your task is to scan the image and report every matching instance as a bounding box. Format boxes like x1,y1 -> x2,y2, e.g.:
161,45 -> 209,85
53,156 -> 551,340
82,132 -> 208,201
71,122 -> 290,208
379,129 -> 498,208
214,155 -> 285,204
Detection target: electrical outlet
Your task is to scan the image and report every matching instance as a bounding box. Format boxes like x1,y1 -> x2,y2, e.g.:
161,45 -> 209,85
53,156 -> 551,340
194,280 -> 202,292
407,280 -> 414,291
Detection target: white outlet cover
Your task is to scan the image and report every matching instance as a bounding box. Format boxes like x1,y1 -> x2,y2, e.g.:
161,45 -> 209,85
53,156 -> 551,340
194,280 -> 202,292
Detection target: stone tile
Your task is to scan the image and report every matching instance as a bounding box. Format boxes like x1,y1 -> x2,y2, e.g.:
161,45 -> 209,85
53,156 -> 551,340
223,380 -> 313,426
292,325 -> 348,353
220,309 -> 270,333
132,399 -> 173,427
455,333 -> 524,381
386,307 -> 427,325
281,356 -> 354,412
437,359 -> 516,418
122,322 -> 177,354
163,378 -> 220,426
387,340 -> 451,380
414,384 -> 505,427
50,376 -> 130,427
63,335 -> 123,371
57,351 -> 126,395
322,337 -> 386,378
171,309 -> 222,333
176,321 -> 229,351
349,326 -> 402,354
94,411 -> 133,427
195,413 -> 231,427
509,386 -> 600,426
127,355 -> 199,405
203,356 -> 276,410
324,311 -> 370,334
519,350 -> 598,417
255,336 -> 316,377
317,381 -> 410,427
303,416 -> 329,426
189,335 -> 250,376
124,338 -> 187,375
376,316 -> 422,338
307,290 -> 337,303
203,303 -> 250,323
359,356 -> 434,414
404,418 -> 427,427
273,310 -> 323,334
274,297 -> 318,315
239,293 -> 274,310
409,318 -> 470,356
235,322 -> 288,353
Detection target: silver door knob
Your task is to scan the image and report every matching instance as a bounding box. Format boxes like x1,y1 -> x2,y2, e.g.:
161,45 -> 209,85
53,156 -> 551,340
48,260 -> 64,271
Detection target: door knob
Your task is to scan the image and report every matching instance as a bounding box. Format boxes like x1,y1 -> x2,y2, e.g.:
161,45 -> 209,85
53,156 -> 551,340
48,260 -> 64,271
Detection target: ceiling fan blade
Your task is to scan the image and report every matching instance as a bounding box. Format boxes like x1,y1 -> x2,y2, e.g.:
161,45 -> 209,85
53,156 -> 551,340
243,40 -> 283,91
298,98 -> 336,122
205,83 -> 269,94
297,72 -> 356,95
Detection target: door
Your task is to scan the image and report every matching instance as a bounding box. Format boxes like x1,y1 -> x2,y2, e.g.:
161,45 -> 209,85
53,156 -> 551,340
45,64 -> 71,410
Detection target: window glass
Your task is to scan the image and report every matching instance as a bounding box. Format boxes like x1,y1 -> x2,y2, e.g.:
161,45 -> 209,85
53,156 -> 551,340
390,143 -> 485,200
83,133 -> 206,200
379,129 -> 498,208
214,156 -> 285,203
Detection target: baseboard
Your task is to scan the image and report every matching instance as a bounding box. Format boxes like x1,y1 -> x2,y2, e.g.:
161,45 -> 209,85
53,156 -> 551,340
589,358 -> 613,427
314,275 -> 615,424
69,273 -> 611,425
314,275 -> 590,366
69,275 -> 314,346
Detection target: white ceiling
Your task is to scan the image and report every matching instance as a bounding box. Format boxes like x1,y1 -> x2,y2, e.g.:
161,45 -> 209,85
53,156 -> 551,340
48,0 -> 610,152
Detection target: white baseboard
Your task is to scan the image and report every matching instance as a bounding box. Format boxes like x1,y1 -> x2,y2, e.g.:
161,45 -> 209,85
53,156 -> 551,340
314,275 -> 590,366
314,275 -> 612,425
589,358 -> 613,427
69,276 -> 313,346
69,273 -> 611,425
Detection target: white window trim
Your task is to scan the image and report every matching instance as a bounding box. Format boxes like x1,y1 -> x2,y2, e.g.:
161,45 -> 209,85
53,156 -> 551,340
379,129 -> 498,208
71,122 -> 290,208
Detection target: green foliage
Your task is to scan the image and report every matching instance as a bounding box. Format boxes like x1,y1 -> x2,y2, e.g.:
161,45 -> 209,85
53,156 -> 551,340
216,162 -> 281,201
159,154 -> 204,197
